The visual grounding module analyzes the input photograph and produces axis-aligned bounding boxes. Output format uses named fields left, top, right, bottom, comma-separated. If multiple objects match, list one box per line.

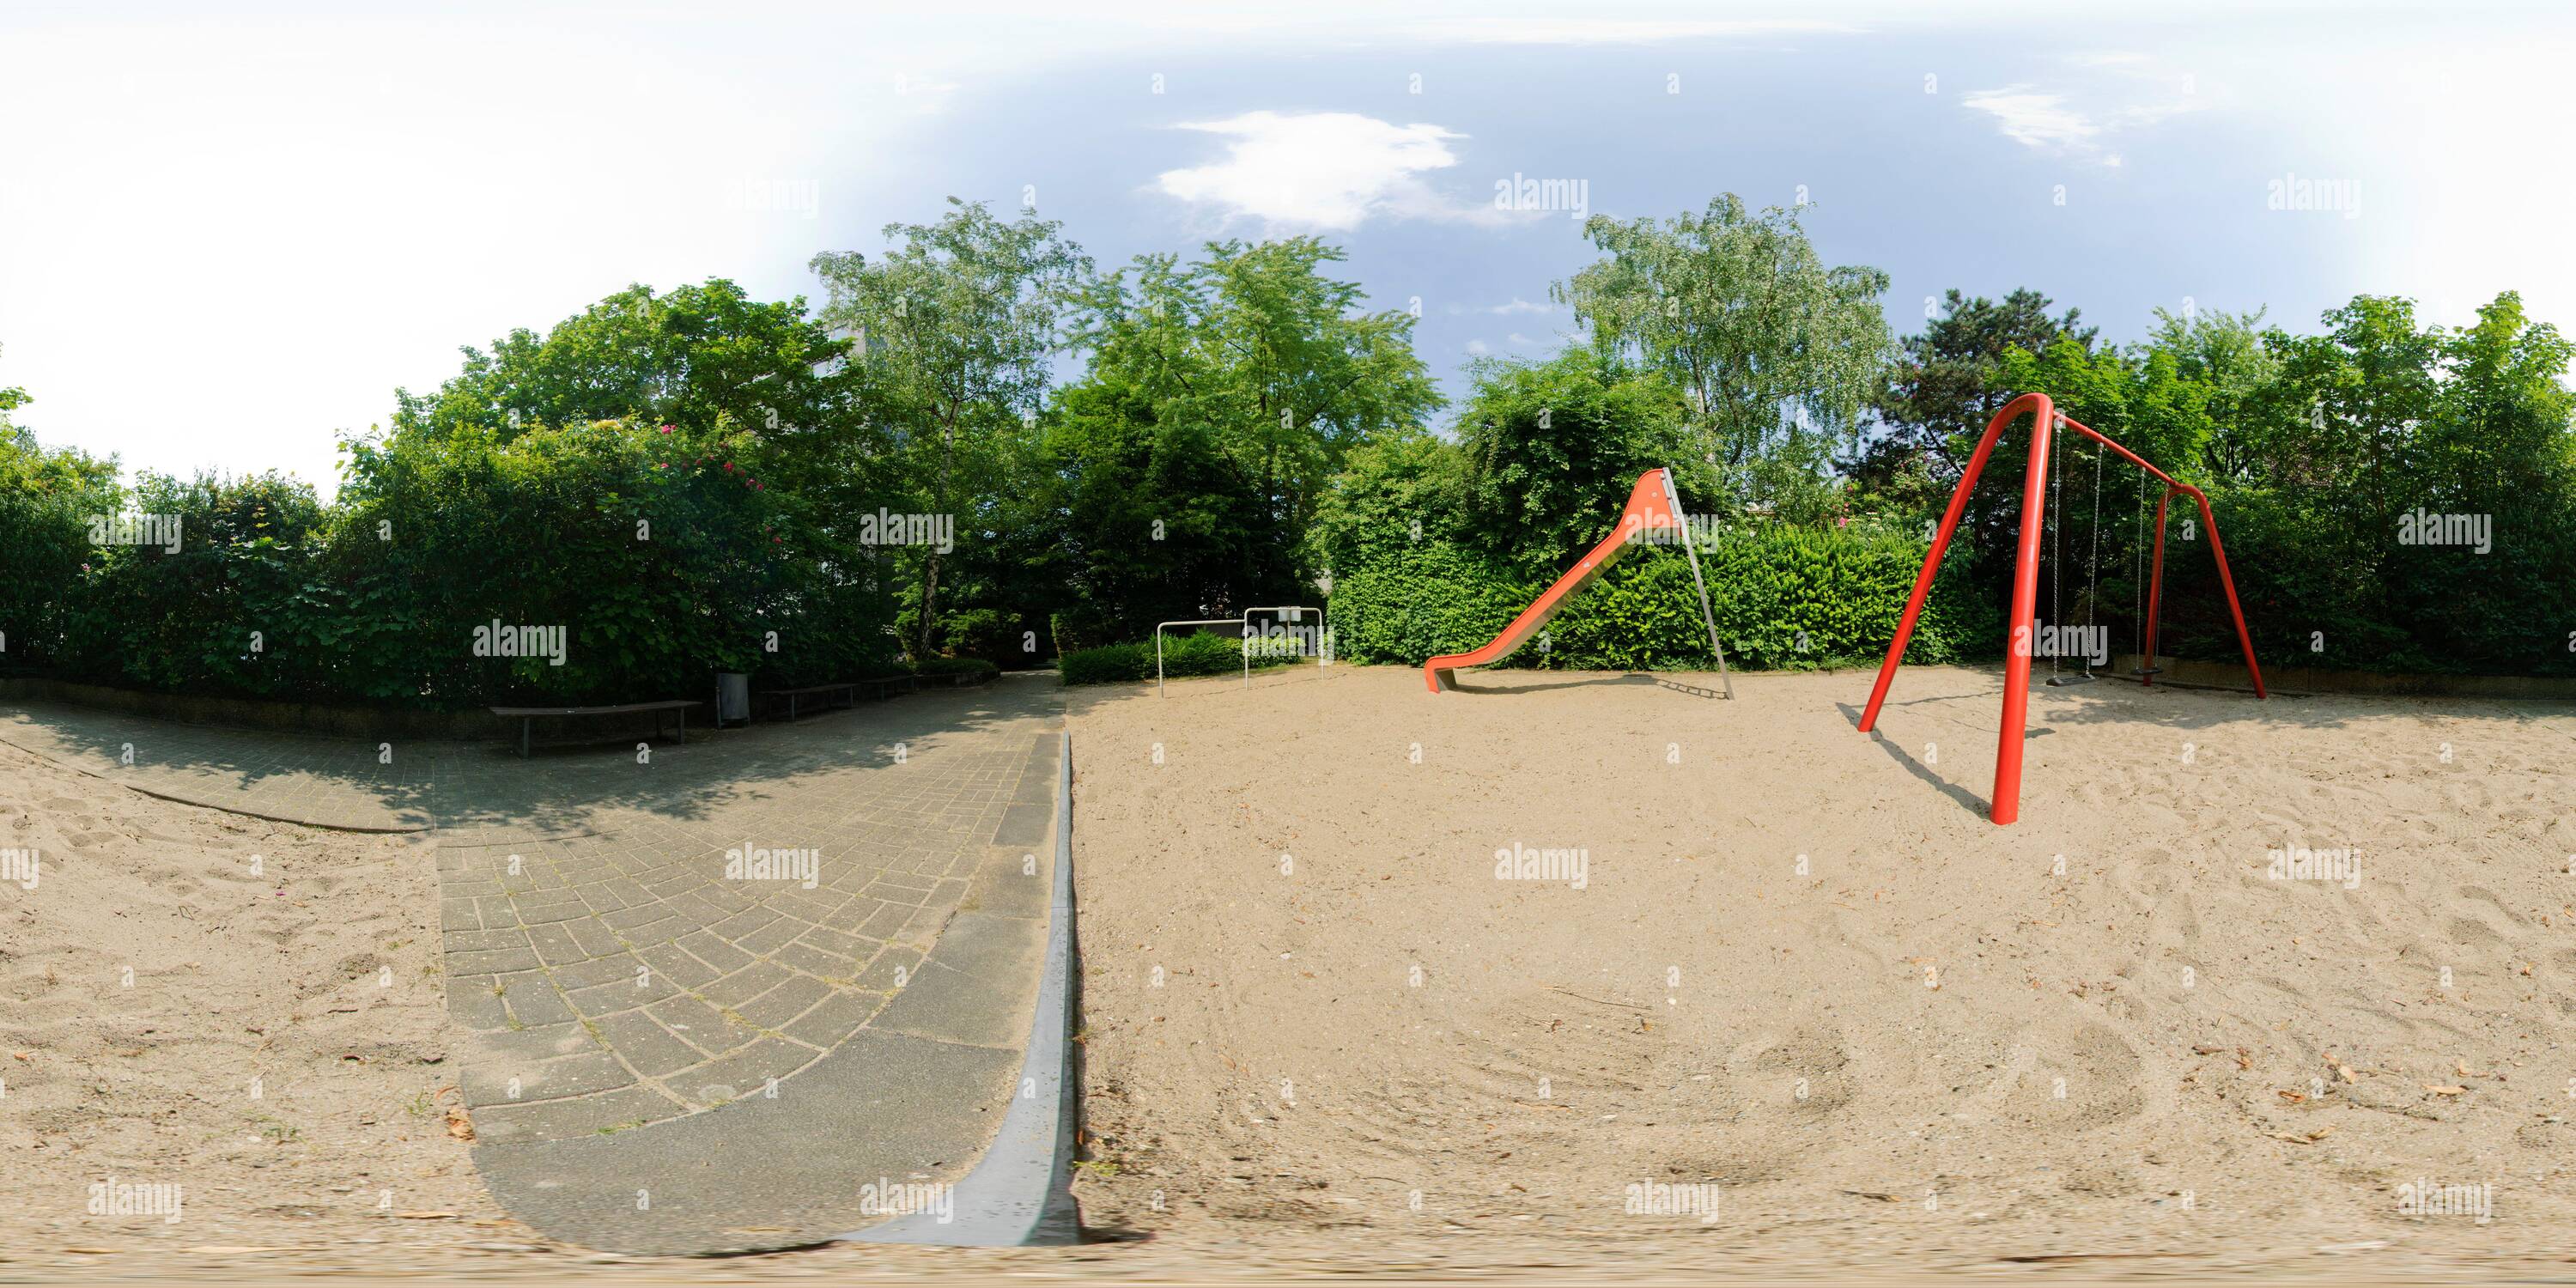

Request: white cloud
left=1960, top=88, right=2103, bottom=153
left=1400, top=18, right=1855, bottom=46
left=1486, top=297, right=1558, bottom=315
left=1155, top=111, right=1524, bottom=230
left=1963, top=53, right=2203, bottom=168
left=1464, top=338, right=1492, bottom=355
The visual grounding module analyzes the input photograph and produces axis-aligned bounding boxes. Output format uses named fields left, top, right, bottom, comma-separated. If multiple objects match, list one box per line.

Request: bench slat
left=489, top=701, right=696, bottom=717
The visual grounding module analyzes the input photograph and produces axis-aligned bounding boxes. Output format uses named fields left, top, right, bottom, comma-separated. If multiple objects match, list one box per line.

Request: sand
left=1061, top=662, right=2576, bottom=1277
left=0, top=738, right=488, bottom=1260
left=5, top=663, right=2576, bottom=1282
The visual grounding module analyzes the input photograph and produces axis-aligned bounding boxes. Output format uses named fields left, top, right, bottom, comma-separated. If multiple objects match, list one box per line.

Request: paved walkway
left=0, top=675, right=1065, bottom=1254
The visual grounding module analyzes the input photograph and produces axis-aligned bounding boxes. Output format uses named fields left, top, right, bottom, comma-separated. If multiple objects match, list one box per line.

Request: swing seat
left=2128, top=665, right=2161, bottom=676
left=2044, top=673, right=2097, bottom=687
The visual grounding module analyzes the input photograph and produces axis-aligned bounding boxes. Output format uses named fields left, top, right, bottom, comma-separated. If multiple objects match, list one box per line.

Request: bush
left=26, top=416, right=902, bottom=708
left=1330, top=525, right=1992, bottom=672
left=911, top=655, right=999, bottom=683
left=1327, top=542, right=1536, bottom=668
left=1059, top=629, right=1302, bottom=686
left=0, top=429, right=122, bottom=673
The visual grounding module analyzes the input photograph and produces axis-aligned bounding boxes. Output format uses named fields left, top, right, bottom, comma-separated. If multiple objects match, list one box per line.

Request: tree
left=1864, top=288, right=2095, bottom=492
left=1042, top=237, right=1440, bottom=640
left=0, top=367, right=124, bottom=671
left=1556, top=194, right=1892, bottom=520
left=1452, top=349, right=1695, bottom=575
left=811, top=199, right=1091, bottom=659
left=1309, top=426, right=1468, bottom=586
left=392, top=279, right=861, bottom=447
left=1068, top=239, right=1440, bottom=538
left=2142, top=306, right=2277, bottom=482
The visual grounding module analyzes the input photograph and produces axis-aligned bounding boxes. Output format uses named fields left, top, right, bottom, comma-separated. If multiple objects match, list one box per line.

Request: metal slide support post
left=1658, top=468, right=1733, bottom=700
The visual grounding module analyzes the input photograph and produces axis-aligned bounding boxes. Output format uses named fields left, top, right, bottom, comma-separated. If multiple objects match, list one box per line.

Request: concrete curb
left=843, top=729, right=1082, bottom=1247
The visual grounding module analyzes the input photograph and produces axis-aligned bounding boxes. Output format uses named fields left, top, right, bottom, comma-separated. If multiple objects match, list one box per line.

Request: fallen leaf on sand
left=2339, top=1066, right=2358, bottom=1083
left=1843, top=1190, right=1906, bottom=1203
left=2426, top=1084, right=2467, bottom=1096
left=446, top=1107, right=476, bottom=1141
left=2277, top=1090, right=2307, bottom=1103
left=394, top=1211, right=458, bottom=1220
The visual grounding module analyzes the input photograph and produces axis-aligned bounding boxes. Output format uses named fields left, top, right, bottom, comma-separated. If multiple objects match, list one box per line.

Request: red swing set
left=1856, top=392, right=2267, bottom=825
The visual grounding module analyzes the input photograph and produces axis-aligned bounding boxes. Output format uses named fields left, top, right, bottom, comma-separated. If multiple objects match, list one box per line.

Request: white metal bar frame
left=1156, top=617, right=1247, bottom=696
left=1155, top=605, right=1328, bottom=696
left=1242, top=605, right=1327, bottom=673
left=1658, top=468, right=1735, bottom=700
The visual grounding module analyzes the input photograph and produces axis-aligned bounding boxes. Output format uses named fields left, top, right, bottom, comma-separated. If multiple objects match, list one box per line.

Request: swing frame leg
left=1857, top=393, right=2265, bottom=825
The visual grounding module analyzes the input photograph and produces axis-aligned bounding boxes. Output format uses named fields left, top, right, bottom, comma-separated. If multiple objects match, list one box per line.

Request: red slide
left=1424, top=468, right=1692, bottom=692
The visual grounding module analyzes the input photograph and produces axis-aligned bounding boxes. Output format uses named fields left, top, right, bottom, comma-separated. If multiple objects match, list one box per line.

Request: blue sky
left=3, top=1, right=2570, bottom=498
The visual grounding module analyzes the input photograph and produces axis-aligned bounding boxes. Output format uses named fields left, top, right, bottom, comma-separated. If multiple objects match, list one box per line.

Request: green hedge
left=17, top=417, right=904, bottom=708
left=911, top=656, right=999, bottom=683
left=1331, top=526, right=1993, bottom=671
left=2148, top=484, right=2576, bottom=677
left=1060, top=629, right=1303, bottom=686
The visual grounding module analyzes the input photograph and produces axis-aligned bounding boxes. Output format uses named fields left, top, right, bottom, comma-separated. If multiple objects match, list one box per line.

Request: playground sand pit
left=0, top=739, right=493, bottom=1260
left=1065, top=662, right=2576, bottom=1273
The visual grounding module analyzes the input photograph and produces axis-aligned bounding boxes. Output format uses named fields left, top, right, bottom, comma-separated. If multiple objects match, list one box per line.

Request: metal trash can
left=715, top=672, right=750, bottom=726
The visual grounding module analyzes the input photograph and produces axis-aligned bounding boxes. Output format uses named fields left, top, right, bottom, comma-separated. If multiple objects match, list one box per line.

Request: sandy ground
left=7, top=663, right=2576, bottom=1284
left=0, top=738, right=489, bottom=1260
left=1060, top=662, right=2576, bottom=1280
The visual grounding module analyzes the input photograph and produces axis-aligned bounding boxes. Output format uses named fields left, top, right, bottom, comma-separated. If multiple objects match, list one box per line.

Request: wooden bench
left=756, top=681, right=862, bottom=722
left=490, top=700, right=696, bottom=756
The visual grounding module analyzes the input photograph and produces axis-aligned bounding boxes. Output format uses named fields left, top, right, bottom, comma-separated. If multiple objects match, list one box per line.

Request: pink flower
left=723, top=461, right=734, bottom=472
left=659, top=424, right=674, bottom=433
